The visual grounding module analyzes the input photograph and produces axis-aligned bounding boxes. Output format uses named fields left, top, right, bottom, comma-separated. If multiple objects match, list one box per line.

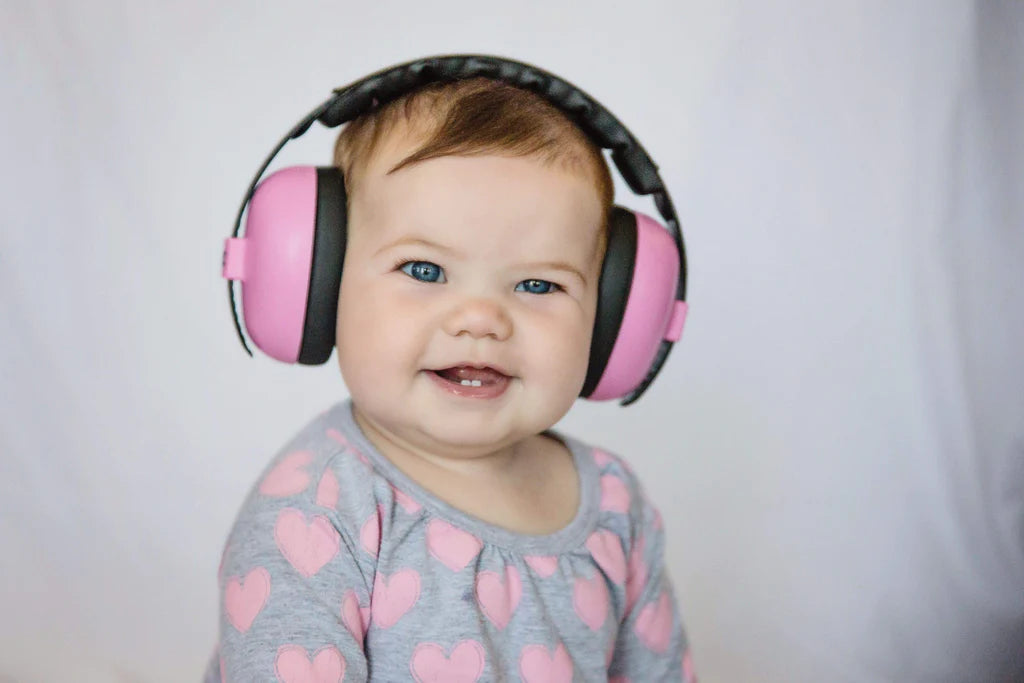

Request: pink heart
left=274, top=645, right=346, bottom=683
left=260, top=451, right=313, bottom=497
left=475, top=565, right=522, bottom=630
left=573, top=572, right=609, bottom=631
left=586, top=530, right=627, bottom=584
left=625, top=536, right=648, bottom=612
left=360, top=506, right=382, bottom=557
left=600, top=475, right=631, bottom=514
left=410, top=640, right=485, bottom=682
left=391, top=484, right=422, bottom=514
left=524, top=555, right=559, bottom=578
left=592, top=448, right=614, bottom=468
left=340, top=590, right=370, bottom=645
left=326, top=429, right=371, bottom=466
left=426, top=519, right=482, bottom=572
left=224, top=567, right=270, bottom=632
left=519, top=643, right=573, bottom=683
left=371, top=569, right=421, bottom=628
left=326, top=428, right=350, bottom=448
left=274, top=508, right=340, bottom=578
left=316, top=468, right=339, bottom=509
left=635, top=592, right=674, bottom=653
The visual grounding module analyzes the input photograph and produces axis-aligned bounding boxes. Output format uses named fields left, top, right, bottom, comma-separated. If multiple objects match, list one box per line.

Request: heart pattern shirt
left=206, top=400, right=695, bottom=682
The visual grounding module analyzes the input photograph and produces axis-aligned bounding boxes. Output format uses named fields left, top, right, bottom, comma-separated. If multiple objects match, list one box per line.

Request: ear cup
left=298, top=167, right=347, bottom=364
left=223, top=166, right=347, bottom=364
left=582, top=208, right=683, bottom=400
left=582, top=207, right=637, bottom=397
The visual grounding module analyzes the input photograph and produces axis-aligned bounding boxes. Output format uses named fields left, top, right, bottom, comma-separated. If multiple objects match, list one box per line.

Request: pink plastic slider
left=222, top=238, right=247, bottom=281
left=664, top=300, right=688, bottom=342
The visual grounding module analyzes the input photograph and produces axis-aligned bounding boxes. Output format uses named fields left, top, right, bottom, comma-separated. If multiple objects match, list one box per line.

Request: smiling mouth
left=426, top=364, right=513, bottom=398
left=430, top=365, right=511, bottom=386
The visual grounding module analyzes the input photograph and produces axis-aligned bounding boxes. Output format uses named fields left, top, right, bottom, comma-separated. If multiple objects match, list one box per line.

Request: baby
left=209, top=73, right=695, bottom=682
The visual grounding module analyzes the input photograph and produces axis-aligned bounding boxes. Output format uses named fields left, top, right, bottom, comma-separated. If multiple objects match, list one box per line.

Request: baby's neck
left=353, top=409, right=580, bottom=535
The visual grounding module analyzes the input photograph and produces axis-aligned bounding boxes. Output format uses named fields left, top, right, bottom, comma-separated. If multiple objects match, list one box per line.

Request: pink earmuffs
left=223, top=55, right=688, bottom=405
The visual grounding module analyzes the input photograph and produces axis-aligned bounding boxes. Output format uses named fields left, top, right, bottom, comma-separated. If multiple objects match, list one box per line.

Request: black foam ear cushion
left=581, top=206, right=638, bottom=397
left=298, top=167, right=348, bottom=365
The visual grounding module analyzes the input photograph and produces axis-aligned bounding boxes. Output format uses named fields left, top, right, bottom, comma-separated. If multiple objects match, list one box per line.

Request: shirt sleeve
left=609, top=496, right=697, bottom=683
left=215, top=450, right=375, bottom=682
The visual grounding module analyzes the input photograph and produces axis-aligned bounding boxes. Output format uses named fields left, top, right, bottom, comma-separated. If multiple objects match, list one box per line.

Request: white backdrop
left=2, top=1, right=1021, bottom=681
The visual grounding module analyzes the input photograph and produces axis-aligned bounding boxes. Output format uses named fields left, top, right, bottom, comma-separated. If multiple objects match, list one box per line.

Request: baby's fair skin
left=334, top=125, right=606, bottom=535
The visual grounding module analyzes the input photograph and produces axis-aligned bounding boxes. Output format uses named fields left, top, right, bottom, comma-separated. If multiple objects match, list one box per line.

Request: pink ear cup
left=588, top=212, right=685, bottom=400
left=222, top=166, right=319, bottom=363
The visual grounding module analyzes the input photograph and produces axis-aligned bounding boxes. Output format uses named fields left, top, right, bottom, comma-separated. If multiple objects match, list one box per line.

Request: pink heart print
left=519, top=643, right=573, bottom=683
left=316, top=468, right=339, bottom=509
left=371, top=568, right=421, bottom=628
left=475, top=565, right=522, bottom=630
left=586, top=530, right=627, bottom=584
left=260, top=450, right=313, bottom=497
left=326, top=428, right=371, bottom=466
left=360, top=506, right=382, bottom=557
left=524, top=555, right=559, bottom=578
left=325, top=428, right=350, bottom=448
left=274, top=645, right=346, bottom=683
left=391, top=483, right=422, bottom=514
left=625, top=535, right=648, bottom=612
left=600, top=474, right=631, bottom=513
left=224, top=567, right=270, bottom=633
left=635, top=591, right=674, bottom=653
left=410, top=640, right=486, bottom=682
left=573, top=572, right=610, bottom=631
left=274, top=508, right=340, bottom=578
left=426, top=519, right=482, bottom=572
left=341, top=590, right=371, bottom=645
left=592, top=448, right=614, bottom=468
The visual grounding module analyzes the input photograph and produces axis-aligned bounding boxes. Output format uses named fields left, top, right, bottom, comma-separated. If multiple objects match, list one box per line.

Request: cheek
left=524, top=311, right=594, bottom=387
left=336, top=285, right=409, bottom=372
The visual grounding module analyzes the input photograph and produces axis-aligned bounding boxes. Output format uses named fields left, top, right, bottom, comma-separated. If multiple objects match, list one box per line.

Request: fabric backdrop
left=2, top=1, right=1021, bottom=681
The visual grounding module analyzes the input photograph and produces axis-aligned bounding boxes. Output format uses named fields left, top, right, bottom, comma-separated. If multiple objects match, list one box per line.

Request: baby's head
left=332, top=77, right=613, bottom=457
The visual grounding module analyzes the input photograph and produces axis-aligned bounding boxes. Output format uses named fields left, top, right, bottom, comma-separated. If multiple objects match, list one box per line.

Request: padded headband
left=227, top=54, right=688, bottom=404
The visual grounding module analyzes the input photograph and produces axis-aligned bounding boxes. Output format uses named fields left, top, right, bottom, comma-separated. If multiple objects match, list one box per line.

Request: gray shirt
left=206, top=399, right=693, bottom=682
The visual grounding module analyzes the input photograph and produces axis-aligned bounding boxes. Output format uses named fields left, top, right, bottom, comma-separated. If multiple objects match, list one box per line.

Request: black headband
left=228, top=54, right=687, bottom=403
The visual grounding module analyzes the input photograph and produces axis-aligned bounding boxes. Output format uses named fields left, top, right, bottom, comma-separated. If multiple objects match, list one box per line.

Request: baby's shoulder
left=231, top=403, right=387, bottom=535
left=562, top=433, right=663, bottom=535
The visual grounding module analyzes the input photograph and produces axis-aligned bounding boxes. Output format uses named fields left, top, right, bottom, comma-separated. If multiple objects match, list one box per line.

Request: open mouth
left=426, top=364, right=513, bottom=398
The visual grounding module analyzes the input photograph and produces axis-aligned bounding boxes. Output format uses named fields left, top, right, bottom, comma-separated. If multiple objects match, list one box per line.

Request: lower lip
left=425, top=370, right=511, bottom=399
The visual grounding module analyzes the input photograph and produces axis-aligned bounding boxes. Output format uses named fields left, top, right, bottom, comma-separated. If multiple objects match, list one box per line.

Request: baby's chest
left=362, top=559, right=625, bottom=681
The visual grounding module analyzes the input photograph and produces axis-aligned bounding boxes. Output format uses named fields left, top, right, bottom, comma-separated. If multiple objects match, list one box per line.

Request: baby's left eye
left=515, top=279, right=561, bottom=295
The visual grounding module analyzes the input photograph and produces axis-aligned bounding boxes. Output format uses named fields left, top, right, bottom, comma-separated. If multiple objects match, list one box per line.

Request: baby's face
left=335, top=139, right=604, bottom=458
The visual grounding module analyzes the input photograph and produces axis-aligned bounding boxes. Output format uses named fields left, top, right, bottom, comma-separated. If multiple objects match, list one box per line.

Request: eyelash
left=393, top=259, right=564, bottom=294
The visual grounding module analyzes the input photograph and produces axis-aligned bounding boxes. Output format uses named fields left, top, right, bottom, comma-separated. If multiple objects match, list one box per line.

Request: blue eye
left=400, top=261, right=446, bottom=283
left=515, top=279, right=561, bottom=295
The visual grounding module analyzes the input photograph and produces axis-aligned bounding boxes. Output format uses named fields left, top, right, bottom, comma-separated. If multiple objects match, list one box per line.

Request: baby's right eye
left=399, top=260, right=446, bottom=284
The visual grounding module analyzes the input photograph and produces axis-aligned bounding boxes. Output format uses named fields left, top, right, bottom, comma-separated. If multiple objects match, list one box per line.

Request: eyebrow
left=520, top=260, right=588, bottom=286
left=374, top=237, right=588, bottom=285
left=374, top=236, right=463, bottom=258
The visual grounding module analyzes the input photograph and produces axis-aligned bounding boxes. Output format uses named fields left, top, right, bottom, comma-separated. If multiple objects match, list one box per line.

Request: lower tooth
left=459, top=379, right=482, bottom=387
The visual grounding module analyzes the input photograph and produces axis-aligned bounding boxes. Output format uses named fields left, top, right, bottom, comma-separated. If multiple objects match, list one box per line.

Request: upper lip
left=429, top=361, right=514, bottom=378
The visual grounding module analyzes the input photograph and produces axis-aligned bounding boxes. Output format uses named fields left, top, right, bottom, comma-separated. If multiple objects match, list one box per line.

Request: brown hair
left=333, top=77, right=614, bottom=246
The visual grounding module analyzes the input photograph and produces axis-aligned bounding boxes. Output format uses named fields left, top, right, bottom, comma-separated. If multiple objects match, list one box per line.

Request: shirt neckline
left=332, top=399, right=600, bottom=556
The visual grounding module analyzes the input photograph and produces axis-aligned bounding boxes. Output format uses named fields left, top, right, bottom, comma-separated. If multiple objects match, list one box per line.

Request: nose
left=441, top=297, right=513, bottom=341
